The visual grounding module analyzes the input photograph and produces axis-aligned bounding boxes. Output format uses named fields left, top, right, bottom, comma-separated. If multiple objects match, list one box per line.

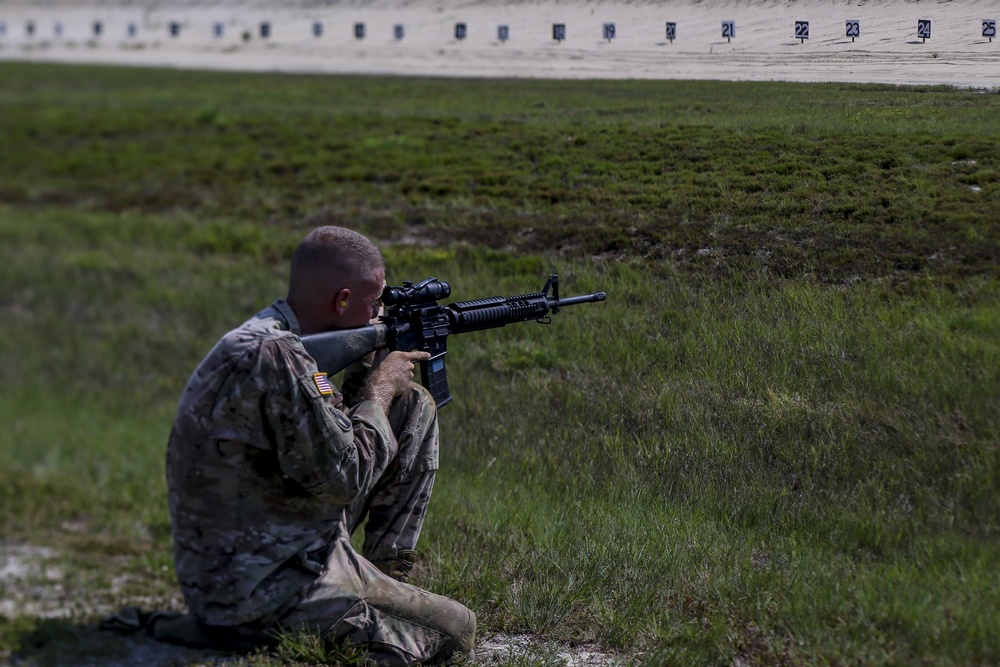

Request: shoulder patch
left=328, top=406, right=353, bottom=432
left=312, top=372, right=334, bottom=396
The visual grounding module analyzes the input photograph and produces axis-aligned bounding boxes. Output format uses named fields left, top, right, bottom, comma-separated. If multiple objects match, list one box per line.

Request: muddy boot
left=372, top=549, right=418, bottom=582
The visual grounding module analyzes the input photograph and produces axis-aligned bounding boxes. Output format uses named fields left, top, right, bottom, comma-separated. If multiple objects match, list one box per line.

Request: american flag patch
left=312, top=372, right=334, bottom=396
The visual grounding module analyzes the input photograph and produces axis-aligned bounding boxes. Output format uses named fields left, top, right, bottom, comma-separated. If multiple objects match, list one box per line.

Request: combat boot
left=372, top=549, right=417, bottom=582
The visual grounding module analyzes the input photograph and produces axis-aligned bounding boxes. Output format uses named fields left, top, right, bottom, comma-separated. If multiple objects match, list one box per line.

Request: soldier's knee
left=432, top=604, right=475, bottom=665
left=392, top=383, right=437, bottom=423
left=391, top=384, right=438, bottom=449
left=454, top=606, right=476, bottom=655
left=412, top=382, right=437, bottom=418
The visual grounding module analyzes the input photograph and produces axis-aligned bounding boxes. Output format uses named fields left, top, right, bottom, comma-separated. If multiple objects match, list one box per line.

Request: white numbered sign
left=127, top=22, right=137, bottom=38
left=26, top=21, right=35, bottom=36
left=169, top=22, right=180, bottom=37
left=603, top=23, right=615, bottom=41
left=794, top=20, right=809, bottom=41
left=722, top=20, right=735, bottom=41
left=455, top=22, right=467, bottom=40
left=93, top=21, right=102, bottom=37
left=394, top=24, right=404, bottom=40
left=497, top=24, right=509, bottom=43
left=213, top=22, right=224, bottom=38
left=846, top=19, right=860, bottom=41
left=312, top=22, right=323, bottom=38
left=666, top=22, right=677, bottom=42
left=54, top=22, right=63, bottom=37
left=917, top=19, right=931, bottom=41
left=553, top=23, right=566, bottom=42
left=260, top=22, right=270, bottom=39
left=0, top=22, right=6, bottom=37
left=984, top=19, right=997, bottom=42
left=354, top=22, right=365, bottom=39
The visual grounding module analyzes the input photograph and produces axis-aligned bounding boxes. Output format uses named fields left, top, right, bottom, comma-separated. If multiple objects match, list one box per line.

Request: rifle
left=301, top=274, right=606, bottom=407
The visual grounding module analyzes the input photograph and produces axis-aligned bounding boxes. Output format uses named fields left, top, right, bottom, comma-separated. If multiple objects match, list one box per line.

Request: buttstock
left=301, top=324, right=388, bottom=376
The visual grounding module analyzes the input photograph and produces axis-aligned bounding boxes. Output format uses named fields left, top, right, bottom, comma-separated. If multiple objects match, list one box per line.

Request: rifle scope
left=382, top=278, right=451, bottom=306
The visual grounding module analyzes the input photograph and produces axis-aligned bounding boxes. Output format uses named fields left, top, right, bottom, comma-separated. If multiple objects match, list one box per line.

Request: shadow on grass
left=6, top=617, right=231, bottom=667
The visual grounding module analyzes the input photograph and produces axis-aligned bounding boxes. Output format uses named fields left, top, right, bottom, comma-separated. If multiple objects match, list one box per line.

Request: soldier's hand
left=365, top=350, right=430, bottom=413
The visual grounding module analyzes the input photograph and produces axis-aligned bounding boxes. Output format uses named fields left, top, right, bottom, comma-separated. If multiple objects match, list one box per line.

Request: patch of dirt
left=1, top=543, right=226, bottom=667
left=475, top=633, right=630, bottom=666
left=0, top=544, right=67, bottom=620
left=3, top=544, right=628, bottom=666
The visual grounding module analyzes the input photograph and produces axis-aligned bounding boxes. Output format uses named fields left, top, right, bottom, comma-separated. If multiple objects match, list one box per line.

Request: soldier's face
left=341, top=266, right=385, bottom=328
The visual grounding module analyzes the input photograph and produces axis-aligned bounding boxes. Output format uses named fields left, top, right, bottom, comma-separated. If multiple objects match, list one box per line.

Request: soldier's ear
left=333, top=288, right=351, bottom=315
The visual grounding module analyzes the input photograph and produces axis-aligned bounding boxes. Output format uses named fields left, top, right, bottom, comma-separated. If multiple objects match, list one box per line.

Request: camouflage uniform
left=166, top=299, right=475, bottom=665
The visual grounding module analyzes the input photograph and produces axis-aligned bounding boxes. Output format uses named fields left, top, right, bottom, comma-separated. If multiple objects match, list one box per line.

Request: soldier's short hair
left=290, top=226, right=384, bottom=294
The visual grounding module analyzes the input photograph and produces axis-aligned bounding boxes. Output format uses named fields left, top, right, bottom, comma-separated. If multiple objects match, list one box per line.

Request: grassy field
left=0, top=63, right=998, bottom=666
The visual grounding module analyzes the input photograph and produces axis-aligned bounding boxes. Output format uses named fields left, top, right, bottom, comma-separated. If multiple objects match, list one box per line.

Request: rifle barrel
left=556, top=292, right=607, bottom=307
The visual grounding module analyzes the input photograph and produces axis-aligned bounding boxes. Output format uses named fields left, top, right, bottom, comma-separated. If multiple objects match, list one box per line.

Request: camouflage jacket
left=166, top=299, right=395, bottom=626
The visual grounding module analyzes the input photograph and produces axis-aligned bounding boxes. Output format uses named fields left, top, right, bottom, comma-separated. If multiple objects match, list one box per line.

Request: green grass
left=0, top=63, right=998, bottom=666
left=1, top=64, right=997, bottom=284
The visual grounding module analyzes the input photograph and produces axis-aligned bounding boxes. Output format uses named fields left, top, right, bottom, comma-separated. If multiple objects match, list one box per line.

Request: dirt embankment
left=1, top=0, right=997, bottom=86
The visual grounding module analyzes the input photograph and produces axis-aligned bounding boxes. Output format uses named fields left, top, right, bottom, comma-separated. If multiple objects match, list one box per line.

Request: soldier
left=164, top=226, right=475, bottom=665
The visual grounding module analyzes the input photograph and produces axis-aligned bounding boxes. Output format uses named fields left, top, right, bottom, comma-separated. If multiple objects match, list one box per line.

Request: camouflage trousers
left=270, top=384, right=475, bottom=666
left=348, top=382, right=439, bottom=563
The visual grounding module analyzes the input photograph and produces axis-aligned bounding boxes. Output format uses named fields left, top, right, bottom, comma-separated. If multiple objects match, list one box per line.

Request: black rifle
left=302, top=274, right=606, bottom=407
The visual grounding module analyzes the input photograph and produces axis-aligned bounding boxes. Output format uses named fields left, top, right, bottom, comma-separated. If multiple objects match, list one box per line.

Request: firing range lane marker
left=917, top=18, right=931, bottom=42
left=722, top=20, right=735, bottom=42
left=983, top=18, right=996, bottom=42
left=666, top=21, right=677, bottom=43
left=846, top=19, right=860, bottom=42
left=794, top=20, right=809, bottom=43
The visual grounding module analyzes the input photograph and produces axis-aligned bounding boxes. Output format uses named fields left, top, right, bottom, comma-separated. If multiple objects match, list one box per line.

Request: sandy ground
left=0, top=0, right=997, bottom=86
